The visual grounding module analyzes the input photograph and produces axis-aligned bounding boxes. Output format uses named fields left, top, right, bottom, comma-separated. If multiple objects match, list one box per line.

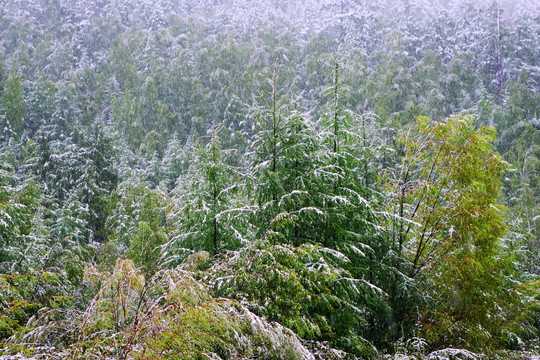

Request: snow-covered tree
left=164, top=124, right=247, bottom=264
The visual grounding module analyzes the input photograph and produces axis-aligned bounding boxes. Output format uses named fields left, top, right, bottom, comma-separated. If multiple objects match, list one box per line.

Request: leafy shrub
left=210, top=239, right=383, bottom=358
left=14, top=257, right=316, bottom=359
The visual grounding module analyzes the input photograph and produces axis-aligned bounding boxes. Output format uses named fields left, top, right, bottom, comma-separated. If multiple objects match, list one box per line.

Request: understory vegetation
left=0, top=0, right=539, bottom=358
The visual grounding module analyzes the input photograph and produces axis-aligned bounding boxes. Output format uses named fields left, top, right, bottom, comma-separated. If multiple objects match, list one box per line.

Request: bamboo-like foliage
left=391, top=115, right=523, bottom=349
left=57, top=256, right=314, bottom=360
left=395, top=115, right=507, bottom=276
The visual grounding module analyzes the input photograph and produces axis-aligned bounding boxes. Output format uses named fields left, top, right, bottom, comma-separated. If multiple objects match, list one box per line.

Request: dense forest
left=0, top=0, right=539, bottom=358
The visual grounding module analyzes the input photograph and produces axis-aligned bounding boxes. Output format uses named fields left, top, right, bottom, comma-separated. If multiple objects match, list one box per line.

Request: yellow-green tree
left=394, top=115, right=519, bottom=350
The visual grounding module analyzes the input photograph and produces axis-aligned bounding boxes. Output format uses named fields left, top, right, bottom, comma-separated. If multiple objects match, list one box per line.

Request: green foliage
left=164, top=124, right=248, bottom=265
left=0, top=271, right=69, bottom=341
left=393, top=115, right=507, bottom=275
left=0, top=0, right=539, bottom=357
left=0, top=155, right=48, bottom=273
left=211, top=239, right=382, bottom=358
left=105, top=182, right=172, bottom=275
left=0, top=71, right=24, bottom=139
left=391, top=115, right=521, bottom=350
left=46, top=257, right=315, bottom=360
left=499, top=112, right=540, bottom=277
left=0, top=154, right=85, bottom=345
left=317, top=62, right=382, bottom=248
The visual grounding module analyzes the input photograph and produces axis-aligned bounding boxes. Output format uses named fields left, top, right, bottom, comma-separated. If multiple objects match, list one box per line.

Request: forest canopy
left=0, top=0, right=539, bottom=359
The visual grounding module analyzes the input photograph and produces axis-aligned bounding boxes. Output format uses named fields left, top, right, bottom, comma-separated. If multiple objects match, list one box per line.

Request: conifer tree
left=164, top=123, right=244, bottom=265
left=247, top=67, right=285, bottom=235
left=1, top=71, right=24, bottom=140
left=316, top=62, right=381, bottom=249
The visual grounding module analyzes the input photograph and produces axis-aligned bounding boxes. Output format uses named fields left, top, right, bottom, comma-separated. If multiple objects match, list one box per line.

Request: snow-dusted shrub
left=378, top=355, right=418, bottom=360
left=210, top=239, right=382, bottom=358
left=15, top=257, right=316, bottom=359
left=426, top=348, right=484, bottom=360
